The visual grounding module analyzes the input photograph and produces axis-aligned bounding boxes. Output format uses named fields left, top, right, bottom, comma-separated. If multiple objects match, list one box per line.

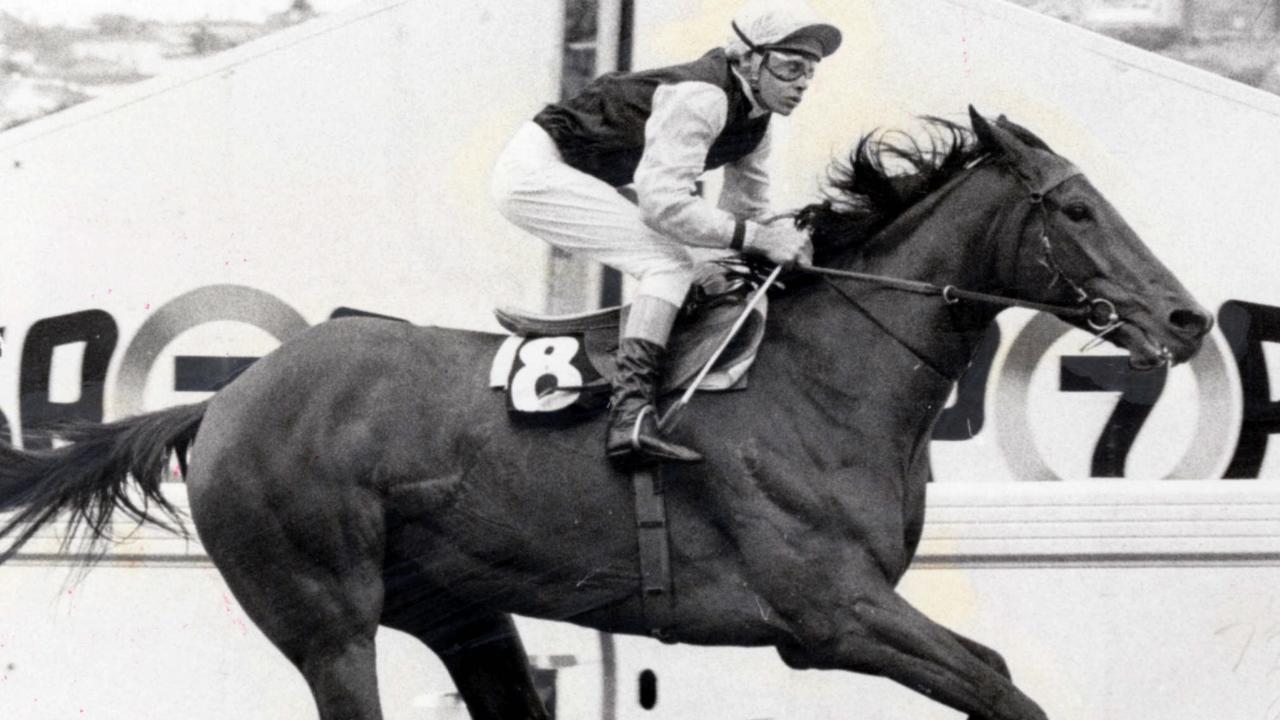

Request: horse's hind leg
left=389, top=609, right=551, bottom=719
left=205, top=523, right=386, bottom=719
left=189, top=459, right=388, bottom=719
left=294, top=637, right=382, bottom=720
left=204, top=524, right=387, bottom=719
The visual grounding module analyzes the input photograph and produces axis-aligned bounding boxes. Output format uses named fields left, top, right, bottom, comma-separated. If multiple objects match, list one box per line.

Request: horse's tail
left=0, top=401, right=208, bottom=564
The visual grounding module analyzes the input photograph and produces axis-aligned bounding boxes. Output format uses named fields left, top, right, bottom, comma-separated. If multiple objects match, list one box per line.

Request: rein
left=800, top=161, right=1124, bottom=376
left=800, top=263, right=1112, bottom=322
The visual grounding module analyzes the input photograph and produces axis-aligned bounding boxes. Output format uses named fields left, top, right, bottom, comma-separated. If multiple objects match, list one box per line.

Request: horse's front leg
left=772, top=571, right=1045, bottom=720
left=948, top=628, right=1012, bottom=680
left=944, top=628, right=1018, bottom=720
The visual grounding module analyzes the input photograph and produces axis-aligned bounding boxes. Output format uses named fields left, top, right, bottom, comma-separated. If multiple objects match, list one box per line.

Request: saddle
left=489, top=274, right=768, bottom=421
left=488, top=265, right=771, bottom=640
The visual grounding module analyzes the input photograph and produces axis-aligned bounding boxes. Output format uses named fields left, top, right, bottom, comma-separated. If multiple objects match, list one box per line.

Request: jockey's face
left=752, top=50, right=818, bottom=116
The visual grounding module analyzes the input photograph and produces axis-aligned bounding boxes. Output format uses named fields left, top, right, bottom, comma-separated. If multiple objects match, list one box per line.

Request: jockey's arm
left=634, top=83, right=808, bottom=266
left=719, top=126, right=772, bottom=221
left=634, top=82, right=743, bottom=248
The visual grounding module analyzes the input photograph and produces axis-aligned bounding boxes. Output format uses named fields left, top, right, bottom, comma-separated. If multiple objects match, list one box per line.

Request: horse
left=0, top=107, right=1212, bottom=720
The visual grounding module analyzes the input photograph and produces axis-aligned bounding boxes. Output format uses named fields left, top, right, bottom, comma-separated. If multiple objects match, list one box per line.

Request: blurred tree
left=189, top=24, right=233, bottom=56
left=93, top=13, right=150, bottom=37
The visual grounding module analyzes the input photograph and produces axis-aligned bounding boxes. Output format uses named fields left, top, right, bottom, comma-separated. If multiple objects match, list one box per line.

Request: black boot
left=606, top=338, right=703, bottom=465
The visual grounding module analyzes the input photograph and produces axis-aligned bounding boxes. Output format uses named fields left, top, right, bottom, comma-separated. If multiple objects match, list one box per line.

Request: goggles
left=762, top=52, right=818, bottom=82
left=731, top=21, right=820, bottom=83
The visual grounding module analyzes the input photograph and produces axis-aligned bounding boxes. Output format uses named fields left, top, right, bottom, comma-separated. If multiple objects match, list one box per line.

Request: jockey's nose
left=1169, top=305, right=1213, bottom=339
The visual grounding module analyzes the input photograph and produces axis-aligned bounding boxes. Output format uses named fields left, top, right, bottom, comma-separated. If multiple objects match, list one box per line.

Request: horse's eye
left=1062, top=203, right=1093, bottom=223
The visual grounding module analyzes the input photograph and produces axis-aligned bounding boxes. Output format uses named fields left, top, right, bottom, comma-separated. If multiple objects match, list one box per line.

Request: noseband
left=803, top=160, right=1124, bottom=377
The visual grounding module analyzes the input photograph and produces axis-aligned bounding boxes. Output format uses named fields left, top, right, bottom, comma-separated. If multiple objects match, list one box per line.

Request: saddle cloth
left=489, top=291, right=767, bottom=420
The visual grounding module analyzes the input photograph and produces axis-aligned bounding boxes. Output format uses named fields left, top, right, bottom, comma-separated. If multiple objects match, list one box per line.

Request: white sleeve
left=719, top=124, right=772, bottom=220
left=633, top=82, right=739, bottom=248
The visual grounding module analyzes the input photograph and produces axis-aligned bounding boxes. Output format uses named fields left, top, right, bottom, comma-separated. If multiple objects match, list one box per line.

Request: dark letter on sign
left=174, top=356, right=259, bottom=392
left=20, top=310, right=119, bottom=449
left=1220, top=301, right=1280, bottom=479
left=1060, top=356, right=1167, bottom=478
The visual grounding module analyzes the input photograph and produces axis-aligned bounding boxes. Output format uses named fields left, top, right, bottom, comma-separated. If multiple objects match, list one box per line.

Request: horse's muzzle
left=1168, top=305, right=1214, bottom=342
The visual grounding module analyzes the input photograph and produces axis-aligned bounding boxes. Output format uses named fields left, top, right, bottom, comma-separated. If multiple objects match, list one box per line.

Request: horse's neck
left=857, top=167, right=1012, bottom=300
left=768, top=170, right=1013, bottom=439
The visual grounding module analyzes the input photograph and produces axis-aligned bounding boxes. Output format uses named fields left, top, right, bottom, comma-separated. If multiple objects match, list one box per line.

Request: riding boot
left=606, top=337, right=703, bottom=465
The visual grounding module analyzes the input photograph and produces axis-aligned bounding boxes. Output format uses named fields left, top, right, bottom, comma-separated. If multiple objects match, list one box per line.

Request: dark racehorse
left=0, top=108, right=1211, bottom=720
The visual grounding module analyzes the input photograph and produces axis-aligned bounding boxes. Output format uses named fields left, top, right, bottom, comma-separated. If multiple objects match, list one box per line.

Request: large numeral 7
left=1060, top=357, right=1168, bottom=477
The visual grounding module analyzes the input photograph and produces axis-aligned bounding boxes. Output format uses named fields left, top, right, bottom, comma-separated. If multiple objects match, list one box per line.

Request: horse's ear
left=969, top=106, right=1002, bottom=153
left=995, top=114, right=1056, bottom=154
left=969, top=105, right=1031, bottom=162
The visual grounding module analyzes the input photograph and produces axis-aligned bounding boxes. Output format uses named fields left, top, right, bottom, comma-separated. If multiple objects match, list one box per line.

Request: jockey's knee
left=491, top=123, right=559, bottom=224
left=636, top=264, right=697, bottom=308
left=489, top=163, right=521, bottom=222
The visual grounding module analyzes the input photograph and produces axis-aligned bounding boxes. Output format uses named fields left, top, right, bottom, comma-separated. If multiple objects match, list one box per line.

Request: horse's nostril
left=1170, top=307, right=1214, bottom=337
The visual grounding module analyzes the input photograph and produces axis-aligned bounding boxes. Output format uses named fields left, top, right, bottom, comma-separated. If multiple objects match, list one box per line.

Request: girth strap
left=631, top=466, right=677, bottom=641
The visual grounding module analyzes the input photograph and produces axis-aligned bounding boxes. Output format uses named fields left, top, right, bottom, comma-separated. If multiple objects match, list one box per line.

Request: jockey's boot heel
left=606, top=337, right=703, bottom=466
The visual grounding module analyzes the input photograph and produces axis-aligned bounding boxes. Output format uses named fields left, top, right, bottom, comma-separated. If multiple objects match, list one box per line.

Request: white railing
left=7, top=481, right=1280, bottom=568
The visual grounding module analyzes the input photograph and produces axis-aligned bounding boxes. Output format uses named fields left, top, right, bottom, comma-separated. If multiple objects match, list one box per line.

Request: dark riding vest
left=533, top=49, right=772, bottom=188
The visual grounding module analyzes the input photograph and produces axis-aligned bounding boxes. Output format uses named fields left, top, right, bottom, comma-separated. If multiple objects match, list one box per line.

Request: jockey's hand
left=744, top=217, right=813, bottom=269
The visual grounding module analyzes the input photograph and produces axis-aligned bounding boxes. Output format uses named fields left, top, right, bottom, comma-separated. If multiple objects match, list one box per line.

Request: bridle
left=800, top=160, right=1125, bottom=378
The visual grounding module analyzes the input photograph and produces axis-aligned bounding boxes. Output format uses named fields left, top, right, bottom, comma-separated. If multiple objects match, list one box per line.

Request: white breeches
left=490, top=122, right=699, bottom=308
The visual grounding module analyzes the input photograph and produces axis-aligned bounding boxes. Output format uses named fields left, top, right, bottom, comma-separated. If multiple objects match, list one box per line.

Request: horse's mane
left=795, top=117, right=996, bottom=263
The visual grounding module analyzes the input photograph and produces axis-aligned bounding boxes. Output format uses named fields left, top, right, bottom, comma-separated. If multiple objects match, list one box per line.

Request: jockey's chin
left=771, top=97, right=802, bottom=115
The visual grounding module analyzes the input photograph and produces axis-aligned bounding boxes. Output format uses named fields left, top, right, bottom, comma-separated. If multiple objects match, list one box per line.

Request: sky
left=0, top=0, right=367, bottom=25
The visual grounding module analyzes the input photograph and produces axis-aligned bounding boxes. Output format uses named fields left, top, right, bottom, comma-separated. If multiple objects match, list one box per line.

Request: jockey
left=491, top=1, right=842, bottom=466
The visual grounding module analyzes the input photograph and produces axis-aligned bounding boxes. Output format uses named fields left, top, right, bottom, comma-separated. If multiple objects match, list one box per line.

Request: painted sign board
left=3, top=0, right=1280, bottom=718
